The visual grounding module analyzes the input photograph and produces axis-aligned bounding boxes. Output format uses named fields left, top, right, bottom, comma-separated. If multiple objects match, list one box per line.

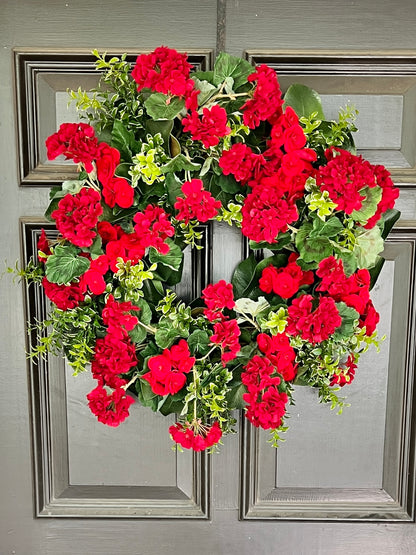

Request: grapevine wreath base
left=19, top=46, right=399, bottom=452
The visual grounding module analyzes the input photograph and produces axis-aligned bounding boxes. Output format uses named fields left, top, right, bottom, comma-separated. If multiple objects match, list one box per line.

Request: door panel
left=3, top=0, right=416, bottom=553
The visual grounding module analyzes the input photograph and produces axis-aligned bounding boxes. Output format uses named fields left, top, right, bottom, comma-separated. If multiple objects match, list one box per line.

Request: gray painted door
left=2, top=1, right=416, bottom=553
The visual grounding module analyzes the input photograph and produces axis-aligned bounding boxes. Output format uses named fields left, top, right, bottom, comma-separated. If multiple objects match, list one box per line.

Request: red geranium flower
left=169, top=421, right=222, bottom=451
left=87, top=385, right=134, bottom=427
left=182, top=104, right=231, bottom=148
left=201, top=280, right=235, bottom=321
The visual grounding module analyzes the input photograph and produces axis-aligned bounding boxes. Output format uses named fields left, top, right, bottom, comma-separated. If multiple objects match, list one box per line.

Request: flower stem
left=137, top=320, right=157, bottom=334
left=196, top=345, right=217, bottom=362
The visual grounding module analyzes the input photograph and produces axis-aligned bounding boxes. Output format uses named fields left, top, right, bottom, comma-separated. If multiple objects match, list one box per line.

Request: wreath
left=20, top=47, right=400, bottom=452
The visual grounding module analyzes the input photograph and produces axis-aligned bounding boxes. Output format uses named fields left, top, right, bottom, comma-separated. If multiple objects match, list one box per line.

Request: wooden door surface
left=2, top=1, right=416, bottom=553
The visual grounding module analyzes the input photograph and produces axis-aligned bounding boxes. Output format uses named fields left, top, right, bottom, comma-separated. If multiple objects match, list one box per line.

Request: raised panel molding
left=240, top=227, right=416, bottom=521
left=14, top=49, right=213, bottom=187
left=21, top=220, right=211, bottom=518
left=245, top=52, right=416, bottom=183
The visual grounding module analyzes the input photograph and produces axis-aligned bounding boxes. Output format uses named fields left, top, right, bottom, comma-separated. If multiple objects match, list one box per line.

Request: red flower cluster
left=331, top=354, right=357, bottom=387
left=131, top=46, right=196, bottom=104
left=210, top=319, right=241, bottom=365
left=257, top=332, right=297, bottom=382
left=81, top=254, right=109, bottom=295
left=259, top=253, right=314, bottom=299
left=87, top=385, right=134, bottom=427
left=174, top=178, right=221, bottom=224
left=316, top=256, right=379, bottom=335
left=169, top=421, right=222, bottom=451
left=286, top=294, right=342, bottom=344
left=365, top=164, right=399, bottom=229
left=182, top=105, right=231, bottom=148
left=92, top=333, right=137, bottom=388
left=241, top=65, right=284, bottom=129
left=101, top=226, right=145, bottom=272
left=238, top=108, right=316, bottom=243
left=45, top=122, right=100, bottom=173
left=95, top=143, right=134, bottom=208
left=316, top=148, right=377, bottom=214
left=42, top=276, right=86, bottom=311
left=101, top=294, right=139, bottom=339
left=219, top=143, right=265, bottom=185
left=142, top=339, right=195, bottom=396
left=242, top=355, right=289, bottom=430
left=201, top=279, right=235, bottom=321
left=51, top=187, right=103, bottom=248
left=133, top=204, right=174, bottom=255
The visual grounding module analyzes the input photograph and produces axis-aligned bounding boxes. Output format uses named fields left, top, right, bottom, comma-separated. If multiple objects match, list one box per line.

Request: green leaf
left=379, top=208, right=401, bottom=240
left=231, top=253, right=257, bottom=298
left=149, top=239, right=183, bottom=271
left=192, top=70, right=214, bottom=83
left=192, top=77, right=218, bottom=105
left=333, top=302, right=359, bottom=340
left=216, top=173, right=240, bottom=194
left=164, top=173, right=183, bottom=209
left=111, top=120, right=137, bottom=160
left=187, top=329, right=210, bottom=355
left=145, top=119, right=173, bottom=150
left=368, top=255, right=385, bottom=290
left=136, top=378, right=159, bottom=411
left=85, top=235, right=103, bottom=258
left=339, top=251, right=358, bottom=276
left=158, top=394, right=185, bottom=416
left=128, top=324, right=147, bottom=344
left=283, top=84, right=325, bottom=119
left=249, top=232, right=292, bottom=251
left=296, top=223, right=332, bottom=265
left=155, top=320, right=187, bottom=349
left=310, top=215, right=343, bottom=238
left=225, top=382, right=246, bottom=410
left=144, top=93, right=185, bottom=120
left=353, top=225, right=384, bottom=268
left=45, top=245, right=90, bottom=285
left=160, top=153, right=201, bottom=174
left=44, top=196, right=62, bottom=222
left=136, top=298, right=152, bottom=326
left=62, top=180, right=86, bottom=195
left=351, top=186, right=382, bottom=223
left=213, top=52, right=253, bottom=90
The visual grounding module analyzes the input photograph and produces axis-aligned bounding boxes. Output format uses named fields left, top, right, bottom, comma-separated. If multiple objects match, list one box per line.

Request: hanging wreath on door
left=20, top=46, right=400, bottom=452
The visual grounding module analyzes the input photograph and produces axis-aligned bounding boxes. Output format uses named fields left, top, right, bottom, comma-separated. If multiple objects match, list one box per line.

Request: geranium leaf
left=249, top=232, right=292, bottom=251
left=333, top=302, right=359, bottom=340
left=353, top=225, right=384, bottom=268
left=310, top=215, right=344, bottom=238
left=283, top=84, right=325, bottom=119
left=296, top=223, right=333, bottom=265
left=369, top=255, right=385, bottom=290
left=192, top=77, right=218, bottom=105
left=144, top=93, right=185, bottom=120
left=216, top=173, right=240, bottom=194
left=145, top=119, right=173, bottom=150
left=149, top=239, right=183, bottom=271
left=213, top=52, right=253, bottom=90
left=351, top=186, right=382, bottom=223
left=225, top=382, right=246, bottom=410
left=45, top=245, right=90, bottom=284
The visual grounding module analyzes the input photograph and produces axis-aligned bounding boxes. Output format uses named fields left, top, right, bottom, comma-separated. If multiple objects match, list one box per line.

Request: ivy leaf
left=149, top=239, right=183, bottom=271
left=45, top=245, right=90, bottom=285
left=351, top=186, right=382, bottom=223
left=333, top=302, right=359, bottom=340
left=144, top=93, right=185, bottom=120
left=213, top=52, right=253, bottom=90
left=160, top=153, right=201, bottom=174
left=283, top=84, right=325, bottom=119
left=187, top=329, right=211, bottom=356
